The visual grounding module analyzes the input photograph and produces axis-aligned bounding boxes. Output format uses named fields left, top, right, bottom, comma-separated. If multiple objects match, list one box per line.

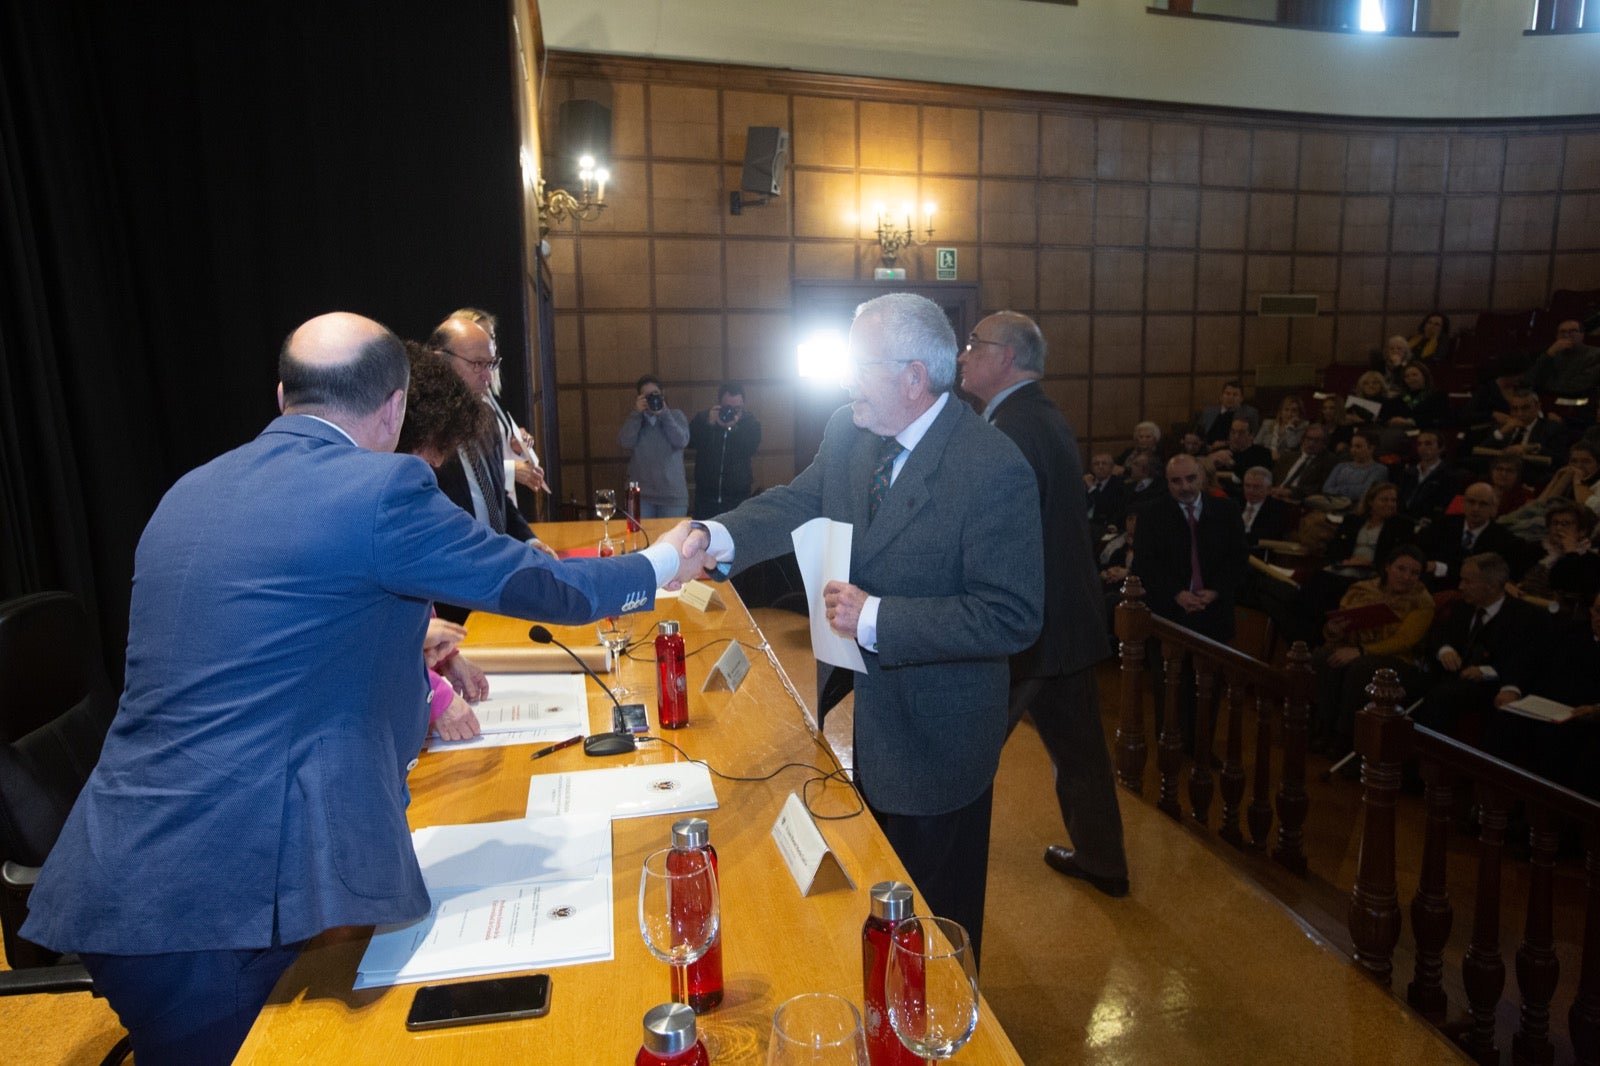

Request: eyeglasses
left=443, top=349, right=502, bottom=372
left=846, top=358, right=914, bottom=375
left=964, top=338, right=1004, bottom=352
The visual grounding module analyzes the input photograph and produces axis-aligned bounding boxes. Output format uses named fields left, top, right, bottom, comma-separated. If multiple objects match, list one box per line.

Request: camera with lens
left=646, top=393, right=664, bottom=413
left=717, top=405, right=738, bottom=424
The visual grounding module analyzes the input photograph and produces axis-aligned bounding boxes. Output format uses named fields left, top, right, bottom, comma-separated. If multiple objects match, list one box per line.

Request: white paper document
left=1503, top=695, right=1577, bottom=724
left=354, top=874, right=614, bottom=988
left=411, top=816, right=612, bottom=891
left=790, top=516, right=867, bottom=673
left=427, top=673, right=590, bottom=751
left=526, top=761, right=718, bottom=821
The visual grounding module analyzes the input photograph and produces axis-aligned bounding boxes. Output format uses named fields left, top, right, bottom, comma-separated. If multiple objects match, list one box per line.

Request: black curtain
left=1, top=0, right=526, bottom=683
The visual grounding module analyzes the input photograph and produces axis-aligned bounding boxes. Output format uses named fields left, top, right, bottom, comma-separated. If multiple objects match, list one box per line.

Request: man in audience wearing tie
left=1134, top=454, right=1248, bottom=643
left=958, top=311, right=1130, bottom=899
left=1084, top=451, right=1129, bottom=538
left=1418, top=481, right=1528, bottom=590
left=1478, top=389, right=1567, bottom=483
left=688, top=293, right=1043, bottom=964
left=1269, top=422, right=1337, bottom=503
left=1414, top=552, right=1545, bottom=736
left=1240, top=467, right=1290, bottom=547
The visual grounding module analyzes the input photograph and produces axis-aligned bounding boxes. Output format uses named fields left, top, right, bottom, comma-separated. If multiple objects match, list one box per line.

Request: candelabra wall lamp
left=538, top=99, right=612, bottom=240
left=874, top=202, right=935, bottom=267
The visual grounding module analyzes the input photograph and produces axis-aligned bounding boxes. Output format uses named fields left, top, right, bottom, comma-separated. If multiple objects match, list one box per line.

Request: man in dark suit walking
left=959, top=311, right=1129, bottom=898
left=691, top=294, right=1044, bottom=963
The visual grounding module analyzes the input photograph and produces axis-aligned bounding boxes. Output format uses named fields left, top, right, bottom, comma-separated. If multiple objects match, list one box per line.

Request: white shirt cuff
left=640, top=542, right=682, bottom=587
left=698, top=520, right=736, bottom=562
left=857, top=596, right=883, bottom=652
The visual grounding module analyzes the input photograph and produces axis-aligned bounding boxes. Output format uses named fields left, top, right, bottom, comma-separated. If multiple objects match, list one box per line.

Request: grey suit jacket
left=720, top=399, right=1043, bottom=816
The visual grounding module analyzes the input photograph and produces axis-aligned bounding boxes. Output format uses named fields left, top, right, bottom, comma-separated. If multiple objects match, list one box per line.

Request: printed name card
left=702, top=641, right=751, bottom=694
left=679, top=580, right=725, bottom=613
left=770, top=792, right=854, bottom=897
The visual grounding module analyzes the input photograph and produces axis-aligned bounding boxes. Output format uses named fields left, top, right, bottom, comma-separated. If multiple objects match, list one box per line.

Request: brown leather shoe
left=1043, top=846, right=1130, bottom=898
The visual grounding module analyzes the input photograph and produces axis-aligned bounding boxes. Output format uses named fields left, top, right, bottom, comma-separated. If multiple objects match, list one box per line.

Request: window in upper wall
left=1528, top=0, right=1597, bottom=32
left=1147, top=0, right=1457, bottom=34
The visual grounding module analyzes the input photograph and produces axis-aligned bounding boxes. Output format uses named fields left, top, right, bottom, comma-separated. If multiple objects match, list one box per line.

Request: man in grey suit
left=692, top=293, right=1043, bottom=964
left=959, top=311, right=1129, bottom=898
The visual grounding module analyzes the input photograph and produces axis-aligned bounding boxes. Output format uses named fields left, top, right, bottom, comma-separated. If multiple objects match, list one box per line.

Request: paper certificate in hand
left=427, top=673, right=590, bottom=751
left=790, top=516, right=867, bottom=673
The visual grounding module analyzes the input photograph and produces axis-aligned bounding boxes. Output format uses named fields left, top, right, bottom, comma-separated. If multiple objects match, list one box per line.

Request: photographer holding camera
left=619, top=374, right=690, bottom=518
left=688, top=381, right=763, bottom=519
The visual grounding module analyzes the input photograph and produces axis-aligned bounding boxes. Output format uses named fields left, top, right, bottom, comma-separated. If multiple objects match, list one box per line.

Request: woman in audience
left=1507, top=502, right=1600, bottom=621
left=1324, top=482, right=1414, bottom=573
left=1347, top=371, right=1390, bottom=424
left=1319, top=394, right=1353, bottom=452
left=1538, top=439, right=1600, bottom=511
left=1255, top=395, right=1307, bottom=460
left=1314, top=429, right=1389, bottom=511
left=1377, top=337, right=1412, bottom=397
left=1488, top=455, right=1535, bottom=516
left=1408, top=312, right=1454, bottom=364
left=1382, top=362, right=1447, bottom=432
left=1114, top=420, right=1162, bottom=473
left=1178, top=430, right=1208, bottom=457
left=1311, top=544, right=1434, bottom=756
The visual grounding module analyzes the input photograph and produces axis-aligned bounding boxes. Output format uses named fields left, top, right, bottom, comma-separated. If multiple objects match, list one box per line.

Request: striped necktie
left=869, top=437, right=905, bottom=522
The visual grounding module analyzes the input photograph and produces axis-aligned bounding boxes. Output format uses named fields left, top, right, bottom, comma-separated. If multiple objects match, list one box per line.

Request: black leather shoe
left=1043, top=846, right=1130, bottom=898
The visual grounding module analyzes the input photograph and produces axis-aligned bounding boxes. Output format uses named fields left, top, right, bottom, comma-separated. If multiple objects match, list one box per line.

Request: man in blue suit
left=691, top=293, right=1044, bottom=965
left=21, top=312, right=706, bottom=1065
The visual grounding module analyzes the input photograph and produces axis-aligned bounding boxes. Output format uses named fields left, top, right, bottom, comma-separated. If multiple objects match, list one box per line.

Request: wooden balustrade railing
left=1352, top=668, right=1600, bottom=1066
left=1112, top=576, right=1314, bottom=874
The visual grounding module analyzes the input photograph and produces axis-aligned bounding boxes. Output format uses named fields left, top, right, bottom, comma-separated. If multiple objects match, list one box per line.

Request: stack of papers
left=355, top=816, right=614, bottom=989
left=427, top=673, right=589, bottom=751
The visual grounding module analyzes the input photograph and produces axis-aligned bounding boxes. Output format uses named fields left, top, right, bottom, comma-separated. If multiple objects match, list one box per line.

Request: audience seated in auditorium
left=1325, top=482, right=1414, bottom=575
left=1196, top=380, right=1259, bottom=447
left=1345, top=372, right=1389, bottom=426
left=1309, top=428, right=1388, bottom=512
left=1240, top=467, right=1290, bottom=546
left=1522, top=319, right=1600, bottom=400
left=1408, top=312, right=1454, bottom=364
left=1318, top=394, right=1353, bottom=452
left=1506, top=501, right=1600, bottom=623
left=1536, top=438, right=1600, bottom=514
left=1475, top=389, right=1567, bottom=479
left=1488, top=455, right=1535, bottom=516
left=1270, top=422, right=1338, bottom=503
left=1085, top=452, right=1129, bottom=537
left=1377, top=336, right=1413, bottom=397
left=1395, top=429, right=1460, bottom=523
left=1114, top=420, right=1163, bottom=474
left=1255, top=395, right=1307, bottom=460
left=1212, top=418, right=1274, bottom=494
left=1414, top=552, right=1547, bottom=738
left=1382, top=361, right=1448, bottom=432
left=1311, top=544, right=1434, bottom=757
left=1123, top=452, right=1164, bottom=511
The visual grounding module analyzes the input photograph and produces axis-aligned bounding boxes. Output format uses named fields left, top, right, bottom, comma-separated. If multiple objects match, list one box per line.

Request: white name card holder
left=701, top=641, right=751, bottom=694
left=770, top=792, right=854, bottom=896
left=679, top=580, right=725, bottom=613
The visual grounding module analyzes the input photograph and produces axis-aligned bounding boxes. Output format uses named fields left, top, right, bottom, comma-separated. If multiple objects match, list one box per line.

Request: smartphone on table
left=405, top=973, right=552, bottom=1031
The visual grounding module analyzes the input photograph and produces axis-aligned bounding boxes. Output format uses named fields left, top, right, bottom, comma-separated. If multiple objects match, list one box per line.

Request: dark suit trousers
left=1004, top=669, right=1128, bottom=880
left=870, top=786, right=994, bottom=972
left=81, top=941, right=303, bottom=1066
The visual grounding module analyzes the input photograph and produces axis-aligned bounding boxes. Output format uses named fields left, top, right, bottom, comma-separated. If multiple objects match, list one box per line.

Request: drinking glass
left=886, top=917, right=978, bottom=1061
left=596, top=614, right=635, bottom=697
left=767, top=993, right=869, bottom=1066
left=598, top=535, right=617, bottom=558
left=638, top=848, right=719, bottom=1006
left=594, top=488, right=617, bottom=540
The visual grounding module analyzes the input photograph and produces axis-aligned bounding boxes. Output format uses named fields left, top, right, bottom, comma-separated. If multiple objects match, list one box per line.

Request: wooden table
left=235, top=520, right=1022, bottom=1064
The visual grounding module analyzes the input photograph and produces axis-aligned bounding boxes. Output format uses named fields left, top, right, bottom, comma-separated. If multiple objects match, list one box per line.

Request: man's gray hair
left=855, top=292, right=958, bottom=393
left=1464, top=551, right=1510, bottom=588
left=988, top=311, right=1046, bottom=375
left=1245, top=466, right=1273, bottom=486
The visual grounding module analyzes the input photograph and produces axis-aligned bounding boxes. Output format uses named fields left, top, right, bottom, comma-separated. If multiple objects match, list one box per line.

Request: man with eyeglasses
left=1522, top=320, right=1600, bottom=405
left=426, top=316, right=542, bottom=560
left=687, top=293, right=1044, bottom=965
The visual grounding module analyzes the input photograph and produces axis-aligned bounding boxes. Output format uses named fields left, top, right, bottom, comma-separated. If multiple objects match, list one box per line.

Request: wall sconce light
left=539, top=99, right=612, bottom=239
left=874, top=202, right=935, bottom=267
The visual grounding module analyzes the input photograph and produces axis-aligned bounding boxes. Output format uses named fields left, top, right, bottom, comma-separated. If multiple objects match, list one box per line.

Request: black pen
left=529, top=735, right=584, bottom=760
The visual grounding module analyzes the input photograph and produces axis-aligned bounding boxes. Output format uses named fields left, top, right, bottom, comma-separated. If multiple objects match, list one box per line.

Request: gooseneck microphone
left=528, top=624, right=638, bottom=756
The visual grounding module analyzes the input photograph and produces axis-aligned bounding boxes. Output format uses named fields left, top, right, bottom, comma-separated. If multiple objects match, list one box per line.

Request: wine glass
left=638, top=848, right=719, bottom=1006
left=767, top=993, right=869, bottom=1066
left=885, top=917, right=978, bottom=1061
left=594, top=488, right=617, bottom=540
left=596, top=614, right=635, bottom=697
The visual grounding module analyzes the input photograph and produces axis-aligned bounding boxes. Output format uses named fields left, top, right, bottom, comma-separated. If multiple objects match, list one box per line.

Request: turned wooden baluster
left=1189, top=659, right=1216, bottom=827
left=1514, top=803, right=1559, bottom=1066
left=1349, top=667, right=1409, bottom=985
left=1570, top=831, right=1600, bottom=1066
left=1406, top=759, right=1453, bottom=1022
left=1246, top=689, right=1274, bottom=849
left=1460, top=788, right=1507, bottom=1066
left=1218, top=677, right=1247, bottom=847
left=1114, top=577, right=1151, bottom=794
left=1273, top=642, right=1312, bottom=876
left=1157, top=642, right=1186, bottom=821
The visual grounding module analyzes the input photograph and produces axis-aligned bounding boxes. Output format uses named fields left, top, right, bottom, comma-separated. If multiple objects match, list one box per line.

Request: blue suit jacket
left=719, top=399, right=1043, bottom=817
left=23, top=416, right=658, bottom=954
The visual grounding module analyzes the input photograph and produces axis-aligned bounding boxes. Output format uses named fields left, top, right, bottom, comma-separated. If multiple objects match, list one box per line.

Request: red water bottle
left=863, top=881, right=922, bottom=1066
left=634, top=1003, right=710, bottom=1066
left=656, top=620, right=688, bottom=729
left=671, top=818, right=723, bottom=1013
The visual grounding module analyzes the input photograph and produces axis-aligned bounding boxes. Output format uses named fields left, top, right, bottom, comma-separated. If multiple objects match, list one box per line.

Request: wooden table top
left=234, top=520, right=1022, bottom=1064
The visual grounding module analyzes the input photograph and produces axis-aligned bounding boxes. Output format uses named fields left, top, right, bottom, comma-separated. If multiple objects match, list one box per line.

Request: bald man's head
left=279, top=312, right=408, bottom=418
left=429, top=317, right=497, bottom=398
